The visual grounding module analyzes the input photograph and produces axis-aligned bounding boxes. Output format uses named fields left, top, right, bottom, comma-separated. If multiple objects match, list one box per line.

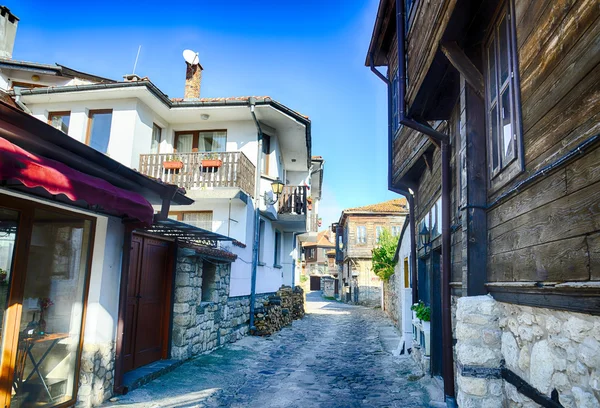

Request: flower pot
left=201, top=159, right=222, bottom=168
left=163, top=160, right=184, bottom=170
left=421, top=320, right=431, bottom=356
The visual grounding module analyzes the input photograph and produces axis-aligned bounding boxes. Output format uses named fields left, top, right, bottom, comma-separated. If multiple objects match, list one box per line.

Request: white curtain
left=177, top=134, right=193, bottom=153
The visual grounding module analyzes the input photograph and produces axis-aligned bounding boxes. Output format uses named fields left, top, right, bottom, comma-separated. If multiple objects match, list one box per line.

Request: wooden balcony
left=139, top=152, right=255, bottom=196
left=278, top=186, right=307, bottom=216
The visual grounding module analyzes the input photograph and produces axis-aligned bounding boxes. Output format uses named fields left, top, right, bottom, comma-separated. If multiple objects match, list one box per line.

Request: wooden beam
left=441, top=42, right=484, bottom=99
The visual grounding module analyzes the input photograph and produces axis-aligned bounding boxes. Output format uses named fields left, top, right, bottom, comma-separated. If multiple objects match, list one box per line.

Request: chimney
left=184, top=62, right=203, bottom=99
left=0, top=6, right=19, bottom=59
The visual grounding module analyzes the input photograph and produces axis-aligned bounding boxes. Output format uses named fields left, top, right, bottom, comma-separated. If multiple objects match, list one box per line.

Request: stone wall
left=321, top=276, right=335, bottom=298
left=171, top=250, right=272, bottom=360
left=382, top=274, right=399, bottom=330
left=455, top=295, right=600, bottom=407
left=76, top=342, right=115, bottom=408
left=252, top=286, right=305, bottom=336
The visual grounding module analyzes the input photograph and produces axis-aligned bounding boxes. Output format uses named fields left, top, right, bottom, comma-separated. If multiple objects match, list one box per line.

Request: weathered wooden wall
left=487, top=0, right=600, bottom=283
left=343, top=214, right=406, bottom=259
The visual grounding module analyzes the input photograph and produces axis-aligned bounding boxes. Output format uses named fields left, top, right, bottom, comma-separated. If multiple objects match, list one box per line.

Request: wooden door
left=310, top=276, right=321, bottom=291
left=122, top=235, right=171, bottom=372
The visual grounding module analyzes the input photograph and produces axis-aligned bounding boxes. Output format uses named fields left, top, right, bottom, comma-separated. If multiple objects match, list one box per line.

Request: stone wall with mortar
left=321, top=276, right=335, bottom=298
left=76, top=342, right=115, bottom=408
left=382, top=274, right=400, bottom=330
left=171, top=251, right=272, bottom=360
left=455, top=295, right=600, bottom=407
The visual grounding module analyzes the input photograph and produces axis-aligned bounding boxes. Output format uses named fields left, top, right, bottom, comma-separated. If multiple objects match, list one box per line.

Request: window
left=174, top=130, right=227, bottom=153
left=86, top=109, right=113, bottom=154
left=201, top=261, right=217, bottom=302
left=392, top=226, right=401, bottom=237
left=182, top=212, right=213, bottom=231
left=0, top=200, right=94, bottom=408
left=376, top=226, right=383, bottom=243
left=485, top=3, right=521, bottom=178
left=151, top=123, right=162, bottom=154
left=432, top=197, right=442, bottom=238
left=48, top=111, right=70, bottom=134
left=274, top=230, right=281, bottom=266
left=391, top=70, right=400, bottom=135
left=356, top=226, right=367, bottom=244
left=261, top=134, right=271, bottom=174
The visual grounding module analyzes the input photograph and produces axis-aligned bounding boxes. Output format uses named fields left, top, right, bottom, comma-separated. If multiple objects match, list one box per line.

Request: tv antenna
left=132, top=45, right=142, bottom=74
left=183, top=49, right=199, bottom=65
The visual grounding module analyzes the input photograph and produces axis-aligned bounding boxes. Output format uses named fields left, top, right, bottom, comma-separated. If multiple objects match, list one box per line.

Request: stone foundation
left=76, top=342, right=115, bottom=408
left=455, top=295, right=600, bottom=407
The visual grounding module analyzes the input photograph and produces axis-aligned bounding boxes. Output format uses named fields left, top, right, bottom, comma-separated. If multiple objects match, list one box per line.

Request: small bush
left=300, top=275, right=308, bottom=283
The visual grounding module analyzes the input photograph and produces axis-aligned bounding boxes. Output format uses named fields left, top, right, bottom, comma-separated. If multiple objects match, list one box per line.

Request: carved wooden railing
left=278, top=186, right=307, bottom=216
left=139, top=151, right=256, bottom=196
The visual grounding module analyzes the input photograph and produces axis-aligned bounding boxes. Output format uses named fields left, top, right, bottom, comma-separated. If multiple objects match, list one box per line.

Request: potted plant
left=412, top=301, right=431, bottom=356
left=201, top=153, right=222, bottom=168
left=163, top=155, right=184, bottom=170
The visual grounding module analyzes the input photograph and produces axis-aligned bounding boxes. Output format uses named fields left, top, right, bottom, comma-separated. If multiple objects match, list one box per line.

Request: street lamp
left=264, top=178, right=284, bottom=205
left=419, top=223, right=431, bottom=252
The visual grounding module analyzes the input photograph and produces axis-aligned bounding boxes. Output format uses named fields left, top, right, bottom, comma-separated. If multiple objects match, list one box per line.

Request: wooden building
left=367, top=0, right=599, bottom=406
left=334, top=199, right=407, bottom=306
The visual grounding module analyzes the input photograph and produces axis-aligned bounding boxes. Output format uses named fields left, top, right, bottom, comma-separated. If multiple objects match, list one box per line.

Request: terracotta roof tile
left=344, top=198, right=408, bottom=214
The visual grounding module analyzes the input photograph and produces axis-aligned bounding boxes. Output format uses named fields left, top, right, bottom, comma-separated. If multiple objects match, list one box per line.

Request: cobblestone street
left=104, top=292, right=431, bottom=408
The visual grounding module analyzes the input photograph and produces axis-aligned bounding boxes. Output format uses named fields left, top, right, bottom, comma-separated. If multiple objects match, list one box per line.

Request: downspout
left=248, top=97, right=263, bottom=331
left=394, top=0, right=457, bottom=403
left=13, top=88, right=32, bottom=114
left=369, top=55, right=418, bottom=305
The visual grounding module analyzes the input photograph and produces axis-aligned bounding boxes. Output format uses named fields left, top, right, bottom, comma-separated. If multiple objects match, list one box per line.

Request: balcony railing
left=139, top=151, right=256, bottom=196
left=278, top=186, right=307, bottom=216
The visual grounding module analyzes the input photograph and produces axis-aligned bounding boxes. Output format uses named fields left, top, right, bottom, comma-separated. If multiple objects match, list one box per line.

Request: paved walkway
left=104, top=292, right=430, bottom=408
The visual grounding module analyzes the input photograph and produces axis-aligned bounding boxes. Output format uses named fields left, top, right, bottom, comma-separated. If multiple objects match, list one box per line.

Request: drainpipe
left=369, top=56, right=418, bottom=305
left=248, top=97, right=263, bottom=331
left=369, top=0, right=455, bottom=404
left=394, top=0, right=455, bottom=403
left=13, top=88, right=32, bottom=114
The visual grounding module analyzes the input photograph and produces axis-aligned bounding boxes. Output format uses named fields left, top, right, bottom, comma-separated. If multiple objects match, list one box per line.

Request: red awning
left=0, top=136, right=155, bottom=224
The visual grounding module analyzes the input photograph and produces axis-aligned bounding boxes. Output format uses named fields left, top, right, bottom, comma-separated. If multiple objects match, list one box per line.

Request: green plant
left=164, top=155, right=182, bottom=162
left=371, top=229, right=397, bottom=281
left=300, top=275, right=308, bottom=283
left=202, top=152, right=219, bottom=160
left=411, top=301, right=431, bottom=322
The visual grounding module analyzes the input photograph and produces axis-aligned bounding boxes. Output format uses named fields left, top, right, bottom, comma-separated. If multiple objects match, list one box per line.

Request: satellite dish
left=183, top=49, right=199, bottom=65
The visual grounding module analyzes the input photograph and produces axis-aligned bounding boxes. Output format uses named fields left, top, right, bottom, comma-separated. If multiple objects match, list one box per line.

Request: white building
left=10, top=85, right=319, bottom=297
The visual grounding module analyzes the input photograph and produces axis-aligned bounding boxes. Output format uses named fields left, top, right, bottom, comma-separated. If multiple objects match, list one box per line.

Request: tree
left=371, top=229, right=398, bottom=281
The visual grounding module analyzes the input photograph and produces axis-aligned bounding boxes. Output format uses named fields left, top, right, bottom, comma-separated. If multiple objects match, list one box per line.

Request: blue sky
left=11, top=0, right=399, bottom=229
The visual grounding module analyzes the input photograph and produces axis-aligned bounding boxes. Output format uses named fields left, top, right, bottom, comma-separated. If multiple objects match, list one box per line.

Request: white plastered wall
left=396, top=227, right=413, bottom=348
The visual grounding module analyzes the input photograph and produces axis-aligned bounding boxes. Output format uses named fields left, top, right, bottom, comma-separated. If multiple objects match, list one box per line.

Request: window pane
left=261, top=134, right=271, bottom=174
left=488, top=39, right=497, bottom=102
left=499, top=16, right=509, bottom=85
left=12, top=209, right=92, bottom=408
left=88, top=112, right=112, bottom=154
left=501, top=88, right=514, bottom=163
left=176, top=133, right=194, bottom=153
left=199, top=131, right=227, bottom=152
left=50, top=113, right=70, bottom=134
left=0, top=208, right=18, bottom=369
left=491, top=105, right=499, bottom=171
left=182, top=212, right=213, bottom=231
left=151, top=124, right=161, bottom=154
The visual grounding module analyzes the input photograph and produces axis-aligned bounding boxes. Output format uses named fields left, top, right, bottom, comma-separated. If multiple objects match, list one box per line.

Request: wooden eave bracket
left=441, top=42, right=484, bottom=99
